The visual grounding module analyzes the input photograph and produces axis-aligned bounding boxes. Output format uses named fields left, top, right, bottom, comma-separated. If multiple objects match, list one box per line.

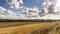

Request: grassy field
left=0, top=21, right=60, bottom=34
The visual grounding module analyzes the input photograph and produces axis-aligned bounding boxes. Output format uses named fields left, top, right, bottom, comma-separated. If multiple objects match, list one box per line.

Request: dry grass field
left=0, top=21, right=60, bottom=34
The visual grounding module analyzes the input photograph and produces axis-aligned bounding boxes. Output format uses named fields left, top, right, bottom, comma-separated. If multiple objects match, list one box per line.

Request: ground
left=0, top=21, right=60, bottom=34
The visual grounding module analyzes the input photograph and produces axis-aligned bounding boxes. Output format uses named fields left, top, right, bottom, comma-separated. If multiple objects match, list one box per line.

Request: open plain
left=0, top=21, right=60, bottom=34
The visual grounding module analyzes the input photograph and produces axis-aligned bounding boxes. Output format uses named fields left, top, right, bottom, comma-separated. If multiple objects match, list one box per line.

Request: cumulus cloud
left=21, top=7, right=40, bottom=18
left=42, top=0, right=51, bottom=14
left=0, top=7, right=28, bottom=19
left=42, top=0, right=60, bottom=14
left=54, top=0, right=60, bottom=14
left=41, top=14, right=60, bottom=20
left=0, top=0, right=60, bottom=20
left=21, top=0, right=60, bottom=20
left=0, top=7, right=16, bottom=15
left=0, top=7, right=18, bottom=19
left=40, top=0, right=60, bottom=20
left=6, top=0, right=23, bottom=9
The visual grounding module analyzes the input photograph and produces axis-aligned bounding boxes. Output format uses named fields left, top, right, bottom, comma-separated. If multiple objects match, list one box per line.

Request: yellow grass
left=0, top=21, right=60, bottom=34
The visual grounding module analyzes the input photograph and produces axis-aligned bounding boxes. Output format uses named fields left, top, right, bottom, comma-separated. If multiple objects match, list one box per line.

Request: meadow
left=0, top=21, right=60, bottom=34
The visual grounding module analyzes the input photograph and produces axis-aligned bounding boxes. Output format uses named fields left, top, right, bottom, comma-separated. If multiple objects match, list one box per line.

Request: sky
left=0, top=0, right=43, bottom=13
left=0, top=0, right=60, bottom=20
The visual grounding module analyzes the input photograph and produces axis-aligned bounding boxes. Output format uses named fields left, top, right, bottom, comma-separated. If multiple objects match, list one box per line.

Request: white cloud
left=0, top=7, right=27, bottom=19
left=19, top=5, right=60, bottom=20
left=0, top=7, right=16, bottom=15
left=54, top=0, right=60, bottom=14
left=41, top=14, right=60, bottom=20
left=0, top=6, right=60, bottom=20
left=0, top=0, right=60, bottom=20
left=22, top=7, right=40, bottom=18
left=42, top=0, right=52, bottom=14
left=19, top=0, right=60, bottom=20
left=0, top=7, right=18, bottom=19
left=42, top=0, right=60, bottom=14
left=6, top=0, right=23, bottom=9
left=39, top=0, right=60, bottom=20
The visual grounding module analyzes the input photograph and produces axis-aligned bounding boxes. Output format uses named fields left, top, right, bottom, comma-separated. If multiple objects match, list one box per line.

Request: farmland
left=0, top=21, right=60, bottom=34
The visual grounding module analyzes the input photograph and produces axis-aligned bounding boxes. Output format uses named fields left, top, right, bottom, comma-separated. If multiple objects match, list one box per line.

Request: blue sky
left=0, top=0, right=60, bottom=19
left=0, top=0, right=43, bottom=13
